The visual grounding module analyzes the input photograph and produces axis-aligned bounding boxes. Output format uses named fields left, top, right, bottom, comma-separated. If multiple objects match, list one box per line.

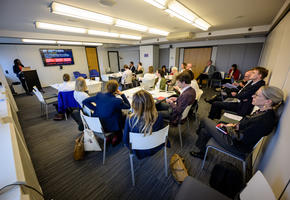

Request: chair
left=73, top=71, right=87, bottom=79
left=80, top=110, right=113, bottom=164
left=201, top=137, right=265, bottom=182
left=58, top=91, right=81, bottom=120
left=32, top=86, right=58, bottom=119
left=89, top=69, right=99, bottom=78
left=209, top=72, right=222, bottom=88
left=177, top=104, right=193, bottom=148
left=129, top=125, right=169, bottom=186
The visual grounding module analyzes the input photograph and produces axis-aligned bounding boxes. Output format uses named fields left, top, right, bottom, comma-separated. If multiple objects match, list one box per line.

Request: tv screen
left=40, top=49, right=74, bottom=66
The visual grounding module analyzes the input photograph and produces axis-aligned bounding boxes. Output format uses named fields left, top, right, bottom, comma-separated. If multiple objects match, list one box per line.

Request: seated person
left=53, top=73, right=74, bottom=120
left=73, top=77, right=90, bottom=115
left=123, top=90, right=165, bottom=159
left=135, top=62, right=144, bottom=75
left=168, top=67, right=179, bottom=87
left=121, top=64, right=133, bottom=90
left=142, top=66, right=156, bottom=80
left=190, top=86, right=284, bottom=159
left=180, top=62, right=187, bottom=73
left=162, top=65, right=169, bottom=75
left=140, top=66, right=156, bottom=89
left=196, top=60, right=216, bottom=86
left=186, top=70, right=202, bottom=101
left=83, top=80, right=130, bottom=139
left=186, top=63, right=193, bottom=71
left=208, top=67, right=268, bottom=119
left=222, top=64, right=240, bottom=84
left=156, top=72, right=196, bottom=125
left=154, top=69, right=167, bottom=90
left=129, top=61, right=136, bottom=73
left=206, top=70, right=252, bottom=104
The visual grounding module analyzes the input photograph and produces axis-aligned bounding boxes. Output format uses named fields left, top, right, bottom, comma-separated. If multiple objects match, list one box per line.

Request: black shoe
left=189, top=151, right=205, bottom=159
left=205, top=95, right=217, bottom=104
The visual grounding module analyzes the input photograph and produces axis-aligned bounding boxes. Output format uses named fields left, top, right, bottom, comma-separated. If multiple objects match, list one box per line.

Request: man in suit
left=129, top=61, right=136, bottom=73
left=196, top=60, right=216, bottom=86
left=208, top=67, right=268, bottom=119
left=157, top=72, right=196, bottom=125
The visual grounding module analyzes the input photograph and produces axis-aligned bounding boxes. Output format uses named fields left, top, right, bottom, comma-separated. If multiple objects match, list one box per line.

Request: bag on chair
left=170, top=154, right=189, bottom=184
left=84, top=128, right=101, bottom=151
left=74, top=133, right=84, bottom=160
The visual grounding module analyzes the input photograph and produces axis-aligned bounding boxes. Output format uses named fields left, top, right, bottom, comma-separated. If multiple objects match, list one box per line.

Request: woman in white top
left=73, top=77, right=90, bottom=115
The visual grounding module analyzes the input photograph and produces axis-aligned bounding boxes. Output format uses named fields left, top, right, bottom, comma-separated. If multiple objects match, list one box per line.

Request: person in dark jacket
left=83, top=80, right=130, bottom=134
left=157, top=71, right=196, bottom=125
left=123, top=90, right=165, bottom=159
left=208, top=67, right=268, bottom=119
left=13, top=58, right=29, bottom=94
left=190, top=86, right=284, bottom=159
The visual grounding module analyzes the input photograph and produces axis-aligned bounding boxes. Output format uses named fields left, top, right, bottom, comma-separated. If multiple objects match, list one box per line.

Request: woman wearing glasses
left=190, top=86, right=284, bottom=159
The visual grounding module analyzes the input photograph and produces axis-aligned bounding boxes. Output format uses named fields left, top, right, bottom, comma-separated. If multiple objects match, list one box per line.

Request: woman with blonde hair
left=73, top=77, right=90, bottom=115
left=123, top=90, right=165, bottom=159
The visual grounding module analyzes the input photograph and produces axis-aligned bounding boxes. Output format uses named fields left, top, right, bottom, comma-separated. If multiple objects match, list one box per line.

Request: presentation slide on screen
left=40, top=49, right=74, bottom=66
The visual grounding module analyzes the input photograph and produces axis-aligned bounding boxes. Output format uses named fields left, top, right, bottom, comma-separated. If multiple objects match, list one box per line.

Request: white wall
left=139, top=45, right=159, bottom=72
left=257, top=12, right=290, bottom=199
left=118, top=47, right=139, bottom=68
left=0, top=45, right=89, bottom=88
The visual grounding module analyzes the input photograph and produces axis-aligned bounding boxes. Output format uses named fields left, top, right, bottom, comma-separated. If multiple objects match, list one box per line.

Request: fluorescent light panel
left=194, top=18, right=210, bottom=30
left=22, top=39, right=56, bottom=44
left=143, top=0, right=166, bottom=9
left=115, top=19, right=148, bottom=32
left=148, top=28, right=169, bottom=36
left=82, top=42, right=102, bottom=46
left=51, top=2, right=114, bottom=25
left=36, top=22, right=87, bottom=34
left=167, top=1, right=197, bottom=22
left=120, top=34, right=142, bottom=40
left=57, top=41, right=82, bottom=45
left=88, top=30, right=119, bottom=37
left=165, top=9, right=192, bottom=24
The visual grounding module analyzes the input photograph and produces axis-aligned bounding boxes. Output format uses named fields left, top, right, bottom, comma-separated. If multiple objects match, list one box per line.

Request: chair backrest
left=73, top=71, right=80, bottom=79
left=211, top=72, right=222, bottom=79
left=181, top=104, right=193, bottom=120
left=32, top=86, right=45, bottom=103
left=58, top=91, right=80, bottom=113
left=90, top=69, right=99, bottom=77
left=141, top=77, right=155, bottom=89
left=129, top=125, right=169, bottom=150
left=80, top=110, right=103, bottom=133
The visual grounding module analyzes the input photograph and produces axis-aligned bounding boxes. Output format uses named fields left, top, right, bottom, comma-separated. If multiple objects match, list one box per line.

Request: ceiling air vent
left=166, top=32, right=195, bottom=41
left=98, top=0, right=116, bottom=7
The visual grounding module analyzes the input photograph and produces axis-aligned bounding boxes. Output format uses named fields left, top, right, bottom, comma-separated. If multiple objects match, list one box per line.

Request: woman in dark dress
left=190, top=86, right=284, bottom=158
left=123, top=90, right=165, bottom=159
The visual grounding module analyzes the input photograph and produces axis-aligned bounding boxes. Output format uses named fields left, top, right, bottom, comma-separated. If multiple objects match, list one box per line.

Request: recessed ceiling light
left=35, top=22, right=87, bottom=34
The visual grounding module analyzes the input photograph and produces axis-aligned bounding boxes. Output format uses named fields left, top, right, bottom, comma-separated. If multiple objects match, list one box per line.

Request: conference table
left=101, top=72, right=123, bottom=82
left=121, top=86, right=175, bottom=105
left=50, top=79, right=102, bottom=94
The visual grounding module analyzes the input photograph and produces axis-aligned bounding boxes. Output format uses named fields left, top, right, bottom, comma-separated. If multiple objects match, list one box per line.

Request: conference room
left=0, top=0, right=289, bottom=199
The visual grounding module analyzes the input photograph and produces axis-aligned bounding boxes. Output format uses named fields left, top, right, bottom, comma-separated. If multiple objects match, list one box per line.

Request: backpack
left=170, top=154, right=189, bottom=184
left=209, top=161, right=245, bottom=198
left=211, top=72, right=222, bottom=79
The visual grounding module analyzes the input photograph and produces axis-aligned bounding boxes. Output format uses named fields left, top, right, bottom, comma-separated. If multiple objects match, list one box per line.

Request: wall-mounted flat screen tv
left=40, top=49, right=74, bottom=66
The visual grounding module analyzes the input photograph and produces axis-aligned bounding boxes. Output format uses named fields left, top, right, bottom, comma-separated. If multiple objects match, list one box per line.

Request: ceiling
left=0, top=0, right=286, bottom=45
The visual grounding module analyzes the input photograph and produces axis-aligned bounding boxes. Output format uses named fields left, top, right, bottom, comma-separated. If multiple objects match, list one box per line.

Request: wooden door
left=85, top=47, right=100, bottom=74
left=183, top=47, right=212, bottom=78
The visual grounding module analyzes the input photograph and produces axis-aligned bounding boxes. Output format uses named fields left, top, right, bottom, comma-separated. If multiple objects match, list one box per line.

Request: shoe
left=53, top=114, right=65, bottom=121
left=189, top=151, right=205, bottom=159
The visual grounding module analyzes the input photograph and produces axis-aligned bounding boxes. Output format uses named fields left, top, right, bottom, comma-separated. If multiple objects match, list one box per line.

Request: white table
left=122, top=86, right=175, bottom=104
left=50, top=79, right=102, bottom=94
left=102, top=72, right=123, bottom=82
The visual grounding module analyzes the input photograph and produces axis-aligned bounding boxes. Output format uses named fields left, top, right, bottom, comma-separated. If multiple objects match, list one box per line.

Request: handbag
left=170, top=154, right=189, bottom=184
left=74, top=133, right=84, bottom=160
left=84, top=128, right=101, bottom=151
